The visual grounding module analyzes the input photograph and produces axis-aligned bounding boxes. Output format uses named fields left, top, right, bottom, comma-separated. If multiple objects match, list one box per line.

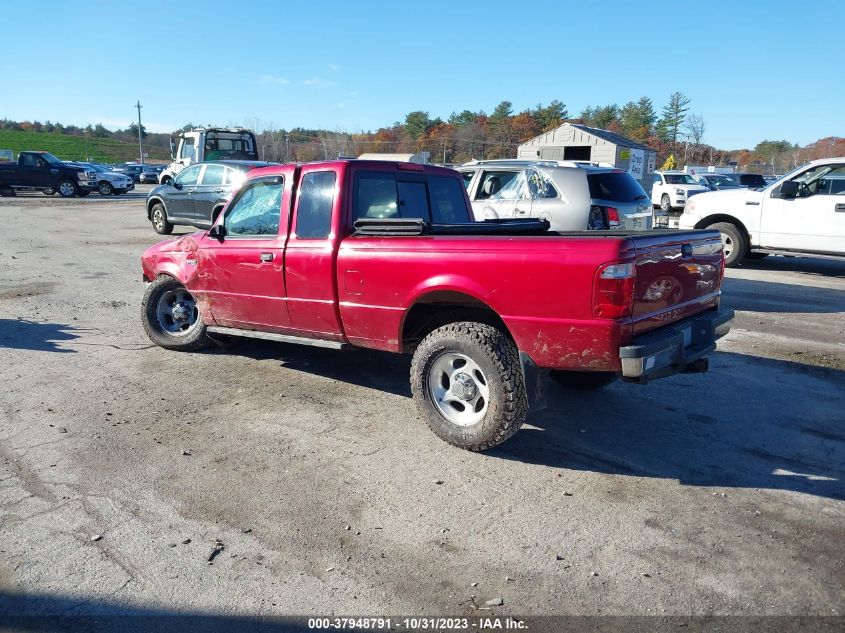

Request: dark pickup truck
left=0, top=151, right=98, bottom=197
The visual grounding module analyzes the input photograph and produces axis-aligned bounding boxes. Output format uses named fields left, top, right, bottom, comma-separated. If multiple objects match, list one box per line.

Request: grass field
left=0, top=130, right=170, bottom=163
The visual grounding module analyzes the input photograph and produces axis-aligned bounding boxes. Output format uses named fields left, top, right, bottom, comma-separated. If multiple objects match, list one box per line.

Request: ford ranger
left=0, top=151, right=97, bottom=197
left=140, top=160, right=734, bottom=450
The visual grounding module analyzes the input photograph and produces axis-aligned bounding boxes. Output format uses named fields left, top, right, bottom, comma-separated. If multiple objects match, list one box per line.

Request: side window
left=295, top=171, right=337, bottom=239
left=354, top=173, right=398, bottom=219
left=491, top=171, right=528, bottom=200
left=180, top=138, right=195, bottom=160
left=175, top=165, right=201, bottom=186
left=429, top=176, right=470, bottom=223
left=526, top=170, right=558, bottom=199
left=397, top=180, right=429, bottom=219
left=478, top=170, right=518, bottom=199
left=223, top=178, right=283, bottom=237
left=22, top=154, right=37, bottom=167
left=653, top=174, right=662, bottom=185
left=201, top=164, right=225, bottom=186
left=794, top=165, right=845, bottom=197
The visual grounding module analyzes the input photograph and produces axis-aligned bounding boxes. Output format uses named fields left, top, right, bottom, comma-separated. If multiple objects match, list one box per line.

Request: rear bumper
left=619, top=308, right=734, bottom=383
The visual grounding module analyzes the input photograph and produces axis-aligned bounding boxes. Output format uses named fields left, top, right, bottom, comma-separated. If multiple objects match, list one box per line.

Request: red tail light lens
left=606, top=207, right=620, bottom=227
left=593, top=262, right=636, bottom=318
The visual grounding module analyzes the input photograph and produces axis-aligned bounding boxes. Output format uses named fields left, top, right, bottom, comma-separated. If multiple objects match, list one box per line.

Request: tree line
left=2, top=93, right=843, bottom=173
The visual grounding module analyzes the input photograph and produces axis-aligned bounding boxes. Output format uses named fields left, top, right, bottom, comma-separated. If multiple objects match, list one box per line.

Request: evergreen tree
left=657, top=92, right=691, bottom=143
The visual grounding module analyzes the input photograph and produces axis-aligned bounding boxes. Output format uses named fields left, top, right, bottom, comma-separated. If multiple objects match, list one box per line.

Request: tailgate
left=629, top=230, right=723, bottom=335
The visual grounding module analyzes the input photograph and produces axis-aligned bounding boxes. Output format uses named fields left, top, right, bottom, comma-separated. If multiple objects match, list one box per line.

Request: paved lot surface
left=1, top=194, right=843, bottom=619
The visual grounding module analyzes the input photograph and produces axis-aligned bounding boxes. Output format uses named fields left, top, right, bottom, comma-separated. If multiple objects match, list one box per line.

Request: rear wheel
left=141, top=276, right=209, bottom=351
left=410, top=322, right=527, bottom=451
left=708, top=221, right=746, bottom=267
left=0, top=186, right=15, bottom=197
left=98, top=181, right=113, bottom=195
left=550, top=370, right=618, bottom=390
left=57, top=180, right=78, bottom=198
left=42, top=187, right=55, bottom=195
left=150, top=202, right=173, bottom=235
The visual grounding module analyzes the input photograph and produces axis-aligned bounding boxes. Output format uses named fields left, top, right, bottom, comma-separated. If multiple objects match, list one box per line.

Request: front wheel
left=57, top=180, right=78, bottom=198
left=98, top=181, right=113, bottom=195
left=550, top=370, right=618, bottom=390
left=141, top=276, right=209, bottom=351
left=410, top=322, right=527, bottom=451
left=150, top=202, right=173, bottom=235
left=660, top=194, right=672, bottom=212
left=708, top=221, right=746, bottom=267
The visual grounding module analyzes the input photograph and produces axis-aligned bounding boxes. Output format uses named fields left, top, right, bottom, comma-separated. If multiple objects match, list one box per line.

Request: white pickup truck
left=678, top=157, right=845, bottom=266
left=651, top=170, right=709, bottom=226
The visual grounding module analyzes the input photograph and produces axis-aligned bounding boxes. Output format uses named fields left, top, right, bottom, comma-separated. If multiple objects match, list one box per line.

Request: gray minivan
left=457, top=160, right=653, bottom=231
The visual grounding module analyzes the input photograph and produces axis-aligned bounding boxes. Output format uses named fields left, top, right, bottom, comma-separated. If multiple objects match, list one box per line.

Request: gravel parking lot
left=1, top=192, right=843, bottom=620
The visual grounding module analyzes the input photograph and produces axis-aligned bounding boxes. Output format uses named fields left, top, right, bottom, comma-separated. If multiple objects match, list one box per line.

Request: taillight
left=593, top=262, right=636, bottom=319
left=606, top=207, right=620, bottom=228
left=588, top=205, right=621, bottom=230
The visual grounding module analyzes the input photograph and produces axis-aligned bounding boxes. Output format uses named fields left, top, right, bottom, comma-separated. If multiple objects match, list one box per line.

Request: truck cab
left=159, top=127, right=257, bottom=185
left=0, top=151, right=97, bottom=197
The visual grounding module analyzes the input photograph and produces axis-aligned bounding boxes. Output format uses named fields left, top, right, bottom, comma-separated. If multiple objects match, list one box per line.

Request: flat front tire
left=410, top=322, right=527, bottom=451
left=141, top=276, right=209, bottom=351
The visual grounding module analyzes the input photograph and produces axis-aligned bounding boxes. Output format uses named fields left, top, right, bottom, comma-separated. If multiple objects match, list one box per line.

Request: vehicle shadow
left=0, top=319, right=79, bottom=353
left=490, top=352, right=845, bottom=501
left=223, top=339, right=412, bottom=397
left=0, top=590, right=299, bottom=632
left=720, top=277, right=845, bottom=313
left=739, top=254, right=845, bottom=279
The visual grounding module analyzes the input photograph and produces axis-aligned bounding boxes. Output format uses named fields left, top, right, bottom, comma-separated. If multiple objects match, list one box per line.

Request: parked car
left=679, top=157, right=845, bottom=266
left=694, top=173, right=741, bottom=191
left=650, top=171, right=709, bottom=227
left=725, top=173, right=767, bottom=189
left=457, top=160, right=653, bottom=231
left=64, top=162, right=134, bottom=195
left=0, top=151, right=97, bottom=197
left=140, top=159, right=733, bottom=451
left=118, top=164, right=158, bottom=183
left=145, top=160, right=274, bottom=234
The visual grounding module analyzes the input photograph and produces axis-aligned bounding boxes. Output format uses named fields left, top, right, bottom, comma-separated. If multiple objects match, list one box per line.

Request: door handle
left=836, top=204, right=845, bottom=212
left=260, top=253, right=274, bottom=262
left=214, top=188, right=224, bottom=194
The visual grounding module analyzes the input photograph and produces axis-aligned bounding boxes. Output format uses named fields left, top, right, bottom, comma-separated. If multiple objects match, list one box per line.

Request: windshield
left=204, top=132, right=257, bottom=159
left=664, top=174, right=697, bottom=185
left=705, top=175, right=739, bottom=188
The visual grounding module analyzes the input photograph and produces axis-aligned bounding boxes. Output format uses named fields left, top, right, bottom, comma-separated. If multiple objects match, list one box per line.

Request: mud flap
left=519, top=352, right=548, bottom=412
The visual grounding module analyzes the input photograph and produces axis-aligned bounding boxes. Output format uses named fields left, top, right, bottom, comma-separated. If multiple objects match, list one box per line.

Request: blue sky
left=2, top=0, right=841, bottom=149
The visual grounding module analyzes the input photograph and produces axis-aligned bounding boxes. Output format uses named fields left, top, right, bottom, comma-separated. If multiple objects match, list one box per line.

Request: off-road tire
left=550, top=370, right=618, bottom=390
left=57, top=179, right=78, bottom=198
left=150, top=202, right=173, bottom=235
left=141, top=276, right=209, bottom=351
left=410, top=322, right=527, bottom=451
left=708, top=221, right=746, bottom=267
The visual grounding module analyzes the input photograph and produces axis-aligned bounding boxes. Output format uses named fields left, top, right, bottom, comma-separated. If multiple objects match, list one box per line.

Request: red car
left=141, top=160, right=733, bottom=450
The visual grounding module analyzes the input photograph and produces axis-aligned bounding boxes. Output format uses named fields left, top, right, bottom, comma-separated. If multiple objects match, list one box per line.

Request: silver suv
left=457, top=160, right=653, bottom=231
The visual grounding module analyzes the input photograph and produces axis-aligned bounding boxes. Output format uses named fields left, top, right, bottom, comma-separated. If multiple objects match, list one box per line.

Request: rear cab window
left=588, top=171, right=649, bottom=202
left=352, top=169, right=471, bottom=226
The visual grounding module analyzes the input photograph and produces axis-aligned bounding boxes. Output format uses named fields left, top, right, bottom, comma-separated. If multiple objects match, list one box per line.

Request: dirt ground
left=1, top=192, right=843, bottom=621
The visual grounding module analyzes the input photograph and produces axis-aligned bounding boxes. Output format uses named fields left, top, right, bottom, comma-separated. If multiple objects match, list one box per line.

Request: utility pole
left=135, top=100, right=144, bottom=164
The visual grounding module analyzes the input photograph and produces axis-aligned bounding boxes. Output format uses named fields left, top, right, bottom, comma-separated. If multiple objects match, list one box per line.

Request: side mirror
left=172, top=181, right=182, bottom=190
left=208, top=224, right=226, bottom=242
left=776, top=180, right=799, bottom=198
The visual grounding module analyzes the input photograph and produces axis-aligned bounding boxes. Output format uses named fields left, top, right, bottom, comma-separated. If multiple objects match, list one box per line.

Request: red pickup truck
left=140, top=160, right=733, bottom=450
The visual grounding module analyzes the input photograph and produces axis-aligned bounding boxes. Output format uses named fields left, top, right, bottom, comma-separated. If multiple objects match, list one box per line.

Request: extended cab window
left=223, top=178, right=283, bottom=237
left=295, top=171, right=337, bottom=239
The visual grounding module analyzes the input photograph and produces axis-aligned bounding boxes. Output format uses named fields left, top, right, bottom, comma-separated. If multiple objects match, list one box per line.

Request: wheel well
left=401, top=291, right=512, bottom=353
left=695, top=214, right=750, bottom=244
left=147, top=197, right=165, bottom=219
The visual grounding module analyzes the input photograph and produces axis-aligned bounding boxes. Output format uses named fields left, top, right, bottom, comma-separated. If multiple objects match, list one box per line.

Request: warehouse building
left=517, top=122, right=657, bottom=190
